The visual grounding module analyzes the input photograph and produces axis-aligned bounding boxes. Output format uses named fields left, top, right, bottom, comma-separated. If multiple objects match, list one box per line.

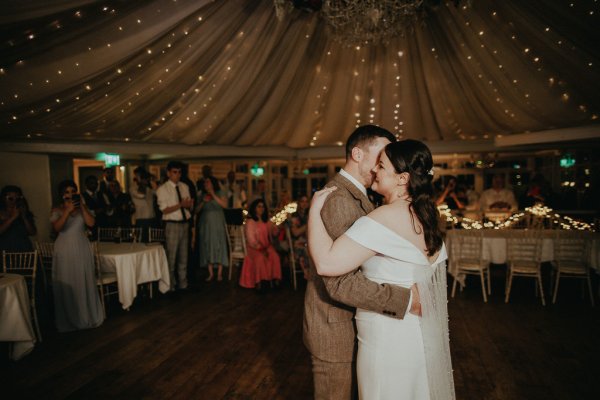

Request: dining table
left=0, top=273, right=36, bottom=361
left=97, top=242, right=170, bottom=309
left=446, top=229, right=600, bottom=278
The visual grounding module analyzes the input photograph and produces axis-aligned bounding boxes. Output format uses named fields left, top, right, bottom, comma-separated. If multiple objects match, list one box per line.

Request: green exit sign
left=98, top=153, right=120, bottom=167
left=559, top=155, right=575, bottom=168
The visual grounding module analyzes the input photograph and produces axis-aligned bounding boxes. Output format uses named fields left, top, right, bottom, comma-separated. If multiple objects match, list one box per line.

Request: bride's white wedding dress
left=345, top=217, right=455, bottom=400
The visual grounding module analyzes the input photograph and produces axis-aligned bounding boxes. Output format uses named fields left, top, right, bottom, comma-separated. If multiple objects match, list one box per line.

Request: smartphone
left=71, top=193, right=81, bottom=206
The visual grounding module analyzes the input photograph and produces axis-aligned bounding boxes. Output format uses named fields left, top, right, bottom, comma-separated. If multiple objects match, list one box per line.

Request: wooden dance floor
left=2, top=269, right=599, bottom=399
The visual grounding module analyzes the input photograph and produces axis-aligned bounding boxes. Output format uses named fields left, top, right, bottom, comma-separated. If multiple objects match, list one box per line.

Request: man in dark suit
left=82, top=175, right=106, bottom=239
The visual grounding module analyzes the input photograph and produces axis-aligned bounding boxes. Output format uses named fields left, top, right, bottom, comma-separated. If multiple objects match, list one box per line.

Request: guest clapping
left=196, top=177, right=229, bottom=282
left=0, top=185, right=36, bottom=252
left=239, top=199, right=282, bottom=290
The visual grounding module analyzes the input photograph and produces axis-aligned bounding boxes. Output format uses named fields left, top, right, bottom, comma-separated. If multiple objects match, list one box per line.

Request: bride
left=308, top=139, right=455, bottom=400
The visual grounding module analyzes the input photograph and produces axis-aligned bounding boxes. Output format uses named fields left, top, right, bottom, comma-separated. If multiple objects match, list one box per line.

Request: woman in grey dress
left=196, top=177, right=229, bottom=281
left=51, top=180, right=104, bottom=332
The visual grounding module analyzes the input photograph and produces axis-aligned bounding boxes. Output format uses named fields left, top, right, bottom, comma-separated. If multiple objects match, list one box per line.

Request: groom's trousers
left=311, top=356, right=356, bottom=400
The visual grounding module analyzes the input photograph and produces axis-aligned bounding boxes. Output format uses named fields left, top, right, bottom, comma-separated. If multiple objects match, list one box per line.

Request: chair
left=120, top=227, right=142, bottom=242
left=226, top=224, right=247, bottom=280
left=35, top=241, right=54, bottom=292
left=285, top=224, right=303, bottom=290
left=148, top=227, right=166, bottom=243
left=449, top=230, right=491, bottom=302
left=97, top=227, right=121, bottom=242
left=2, top=250, right=42, bottom=342
left=90, top=242, right=119, bottom=316
left=552, top=231, right=594, bottom=306
left=505, top=230, right=545, bottom=305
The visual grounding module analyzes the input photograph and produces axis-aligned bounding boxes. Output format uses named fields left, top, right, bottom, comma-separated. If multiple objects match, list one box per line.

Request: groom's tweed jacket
left=303, top=173, right=411, bottom=363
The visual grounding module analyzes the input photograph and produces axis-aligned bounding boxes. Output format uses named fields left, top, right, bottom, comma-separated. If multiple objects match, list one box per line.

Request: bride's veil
left=415, top=259, right=456, bottom=400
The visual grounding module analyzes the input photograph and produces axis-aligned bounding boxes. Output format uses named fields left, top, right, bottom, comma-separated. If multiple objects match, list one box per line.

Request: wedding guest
left=107, top=180, right=135, bottom=227
left=179, top=164, right=196, bottom=282
left=239, top=199, right=282, bottom=290
left=157, top=161, right=194, bottom=291
left=466, top=184, right=480, bottom=210
left=223, top=170, right=247, bottom=209
left=51, top=180, right=104, bottom=332
left=520, top=173, right=552, bottom=208
left=272, top=189, right=292, bottom=256
left=195, top=164, right=213, bottom=200
left=196, top=176, right=229, bottom=282
left=130, top=167, right=156, bottom=242
left=98, top=167, right=116, bottom=196
left=254, top=178, right=271, bottom=210
left=290, top=194, right=310, bottom=279
left=276, top=189, right=292, bottom=210
left=435, top=176, right=466, bottom=211
left=82, top=175, right=106, bottom=239
left=479, top=173, right=518, bottom=212
left=0, top=185, right=36, bottom=252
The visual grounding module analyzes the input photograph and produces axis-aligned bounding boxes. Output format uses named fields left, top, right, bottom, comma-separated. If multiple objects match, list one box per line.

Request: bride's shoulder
left=367, top=202, right=414, bottom=232
left=368, top=202, right=409, bottom=220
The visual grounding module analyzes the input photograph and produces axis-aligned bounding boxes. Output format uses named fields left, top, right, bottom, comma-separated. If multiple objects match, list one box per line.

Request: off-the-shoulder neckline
left=362, top=216, right=444, bottom=266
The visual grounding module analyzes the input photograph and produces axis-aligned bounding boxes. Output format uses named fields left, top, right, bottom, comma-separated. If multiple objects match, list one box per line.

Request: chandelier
left=274, top=0, right=427, bottom=45
left=322, top=1, right=424, bottom=45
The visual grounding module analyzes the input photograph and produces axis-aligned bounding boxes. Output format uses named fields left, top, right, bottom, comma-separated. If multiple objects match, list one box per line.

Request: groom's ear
left=351, top=146, right=363, bottom=162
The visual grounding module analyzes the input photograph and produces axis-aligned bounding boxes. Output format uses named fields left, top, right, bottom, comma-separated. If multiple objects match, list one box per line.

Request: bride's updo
left=384, top=140, right=443, bottom=257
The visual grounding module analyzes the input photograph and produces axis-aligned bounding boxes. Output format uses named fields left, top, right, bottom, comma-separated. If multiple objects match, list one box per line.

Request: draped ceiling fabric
left=1, top=0, right=599, bottom=155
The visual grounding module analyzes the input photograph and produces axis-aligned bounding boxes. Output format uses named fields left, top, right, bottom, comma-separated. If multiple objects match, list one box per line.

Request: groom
left=303, top=125, right=419, bottom=400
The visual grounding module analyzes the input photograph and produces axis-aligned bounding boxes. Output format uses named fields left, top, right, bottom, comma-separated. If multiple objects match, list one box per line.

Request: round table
left=0, top=273, right=36, bottom=360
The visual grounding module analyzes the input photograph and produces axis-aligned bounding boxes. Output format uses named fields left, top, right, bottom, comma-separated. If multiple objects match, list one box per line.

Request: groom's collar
left=330, top=173, right=374, bottom=214
left=339, top=168, right=367, bottom=197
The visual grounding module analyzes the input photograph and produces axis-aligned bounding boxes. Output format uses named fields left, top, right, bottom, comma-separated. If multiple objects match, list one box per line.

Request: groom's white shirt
left=338, top=168, right=413, bottom=314
left=339, top=168, right=367, bottom=196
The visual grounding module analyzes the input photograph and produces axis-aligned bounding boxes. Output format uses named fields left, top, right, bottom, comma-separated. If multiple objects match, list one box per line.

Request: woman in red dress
left=239, top=199, right=282, bottom=289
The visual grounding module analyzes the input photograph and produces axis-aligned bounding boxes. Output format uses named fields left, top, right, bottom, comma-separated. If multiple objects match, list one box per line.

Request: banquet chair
left=35, top=241, right=54, bottom=292
left=505, top=230, right=545, bottom=305
left=120, top=227, right=142, bottom=242
left=90, top=242, right=119, bottom=316
left=226, top=224, right=247, bottom=280
left=148, top=227, right=166, bottom=243
left=2, top=250, right=42, bottom=342
left=285, top=224, right=303, bottom=290
left=449, top=230, right=491, bottom=302
left=552, top=231, right=594, bottom=306
left=97, top=227, right=121, bottom=242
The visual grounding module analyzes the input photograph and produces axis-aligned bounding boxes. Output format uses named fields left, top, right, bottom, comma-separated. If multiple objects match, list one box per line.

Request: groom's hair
left=345, top=125, right=396, bottom=160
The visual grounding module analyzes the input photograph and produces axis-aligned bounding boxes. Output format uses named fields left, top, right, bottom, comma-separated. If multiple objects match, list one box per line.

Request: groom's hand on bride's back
left=409, top=284, right=422, bottom=316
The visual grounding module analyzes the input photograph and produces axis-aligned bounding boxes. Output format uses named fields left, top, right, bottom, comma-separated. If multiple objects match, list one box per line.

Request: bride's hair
left=384, top=140, right=443, bottom=257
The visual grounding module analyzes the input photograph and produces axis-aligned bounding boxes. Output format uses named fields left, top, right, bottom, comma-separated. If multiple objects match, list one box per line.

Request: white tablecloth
left=446, top=230, right=600, bottom=278
left=0, top=273, right=36, bottom=360
left=98, top=243, right=170, bottom=309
